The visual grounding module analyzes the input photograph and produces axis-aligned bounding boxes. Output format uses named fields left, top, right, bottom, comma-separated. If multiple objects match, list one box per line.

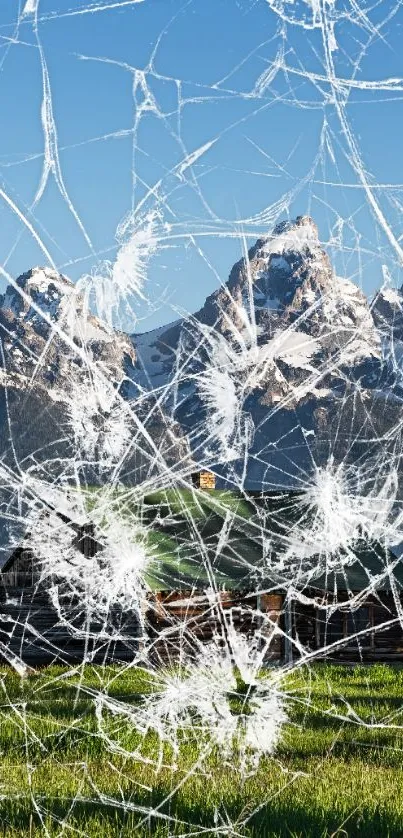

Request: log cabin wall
left=0, top=547, right=36, bottom=587
left=0, top=573, right=142, bottom=666
left=146, top=590, right=283, bottom=665
left=2, top=568, right=403, bottom=667
left=293, top=592, right=403, bottom=661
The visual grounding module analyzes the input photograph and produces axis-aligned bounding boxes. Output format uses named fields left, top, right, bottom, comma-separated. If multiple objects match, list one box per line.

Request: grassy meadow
left=1, top=662, right=403, bottom=836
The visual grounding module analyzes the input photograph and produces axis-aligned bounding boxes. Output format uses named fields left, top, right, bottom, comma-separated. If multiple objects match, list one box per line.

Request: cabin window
left=373, top=601, right=403, bottom=650
left=313, top=601, right=403, bottom=655
left=318, top=606, right=374, bottom=650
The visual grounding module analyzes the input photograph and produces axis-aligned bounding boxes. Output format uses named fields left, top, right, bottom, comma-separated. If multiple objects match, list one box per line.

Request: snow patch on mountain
left=260, top=215, right=319, bottom=255
left=273, top=329, right=319, bottom=368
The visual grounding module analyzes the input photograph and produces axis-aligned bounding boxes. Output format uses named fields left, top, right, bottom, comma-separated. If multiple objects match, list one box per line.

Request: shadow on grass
left=278, top=737, right=403, bottom=768
left=24, top=691, right=145, bottom=721
left=290, top=695, right=403, bottom=725
left=1, top=790, right=403, bottom=838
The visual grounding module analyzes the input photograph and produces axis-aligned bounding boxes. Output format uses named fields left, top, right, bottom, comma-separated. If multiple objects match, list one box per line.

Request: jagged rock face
left=0, top=268, right=190, bottom=485
left=133, top=216, right=402, bottom=489
left=370, top=286, right=403, bottom=395
left=201, top=216, right=334, bottom=338
left=0, top=267, right=137, bottom=396
left=372, top=286, right=403, bottom=340
left=136, top=217, right=381, bottom=391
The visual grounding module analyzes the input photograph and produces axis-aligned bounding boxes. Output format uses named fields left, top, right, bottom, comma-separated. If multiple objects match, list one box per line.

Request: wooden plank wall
left=294, top=594, right=403, bottom=661
left=2, top=576, right=403, bottom=668
left=146, top=590, right=283, bottom=665
left=0, top=576, right=142, bottom=666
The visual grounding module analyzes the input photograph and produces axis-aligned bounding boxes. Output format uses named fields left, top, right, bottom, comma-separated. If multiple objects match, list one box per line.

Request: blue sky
left=1, top=0, right=403, bottom=331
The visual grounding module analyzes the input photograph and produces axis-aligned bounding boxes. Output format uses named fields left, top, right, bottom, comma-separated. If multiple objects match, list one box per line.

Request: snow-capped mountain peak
left=132, top=215, right=396, bottom=488
left=1, top=267, right=78, bottom=330
left=0, top=267, right=138, bottom=400
left=23, top=266, right=74, bottom=294
left=261, top=214, right=320, bottom=255
left=223, top=215, right=336, bottom=326
left=0, top=268, right=191, bottom=542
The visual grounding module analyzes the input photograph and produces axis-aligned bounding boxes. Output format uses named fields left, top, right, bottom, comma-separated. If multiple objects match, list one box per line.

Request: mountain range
left=0, top=214, right=402, bottom=511
left=134, top=215, right=403, bottom=490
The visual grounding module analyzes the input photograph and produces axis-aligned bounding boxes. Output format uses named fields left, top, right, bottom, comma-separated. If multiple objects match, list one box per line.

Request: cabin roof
left=1, top=546, right=27, bottom=574
left=308, top=542, right=403, bottom=593
left=1, top=489, right=401, bottom=595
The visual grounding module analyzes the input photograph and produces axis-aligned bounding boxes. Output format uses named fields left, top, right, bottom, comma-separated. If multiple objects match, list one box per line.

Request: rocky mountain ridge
left=134, top=216, right=403, bottom=489
left=0, top=267, right=189, bottom=487
left=1, top=217, right=403, bottom=497
left=0, top=267, right=136, bottom=399
left=135, top=217, right=384, bottom=390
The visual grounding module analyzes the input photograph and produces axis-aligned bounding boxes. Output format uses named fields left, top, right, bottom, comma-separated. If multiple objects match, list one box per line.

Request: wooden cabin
left=1, top=489, right=403, bottom=667
left=146, top=588, right=283, bottom=665
left=291, top=542, right=403, bottom=662
left=146, top=540, right=403, bottom=664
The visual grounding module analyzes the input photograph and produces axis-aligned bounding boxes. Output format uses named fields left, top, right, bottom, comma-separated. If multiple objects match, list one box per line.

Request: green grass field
left=1, top=662, right=403, bottom=836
